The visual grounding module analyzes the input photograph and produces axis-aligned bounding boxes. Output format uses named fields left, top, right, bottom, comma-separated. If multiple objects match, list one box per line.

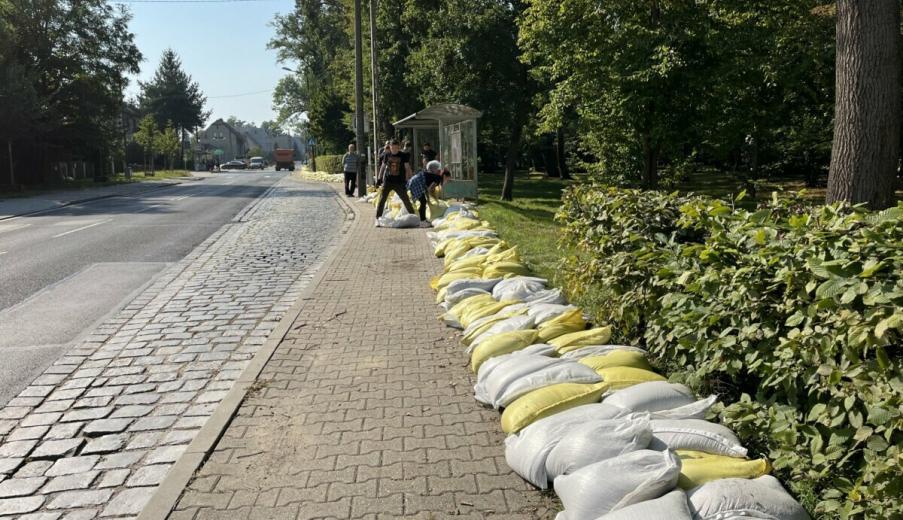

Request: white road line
left=171, top=195, right=192, bottom=202
left=134, top=204, right=162, bottom=214
left=0, top=251, right=7, bottom=256
left=52, top=219, right=111, bottom=238
left=0, top=223, right=31, bottom=235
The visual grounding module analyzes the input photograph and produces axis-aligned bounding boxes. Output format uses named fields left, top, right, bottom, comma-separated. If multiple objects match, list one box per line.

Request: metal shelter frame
left=393, top=103, right=482, bottom=199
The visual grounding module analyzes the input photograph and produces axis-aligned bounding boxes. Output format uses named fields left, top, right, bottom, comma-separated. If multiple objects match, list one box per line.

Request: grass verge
left=0, top=169, right=193, bottom=198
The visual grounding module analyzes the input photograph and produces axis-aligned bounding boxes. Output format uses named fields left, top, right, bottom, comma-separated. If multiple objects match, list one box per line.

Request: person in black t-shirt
left=420, top=143, right=437, bottom=168
left=375, top=139, right=416, bottom=221
left=376, top=140, right=391, bottom=186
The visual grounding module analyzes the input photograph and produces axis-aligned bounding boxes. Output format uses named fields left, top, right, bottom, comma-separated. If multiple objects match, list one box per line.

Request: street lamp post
left=353, top=0, right=367, bottom=197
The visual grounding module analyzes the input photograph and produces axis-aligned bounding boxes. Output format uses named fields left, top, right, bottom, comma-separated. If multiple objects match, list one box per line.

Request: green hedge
left=317, top=154, right=344, bottom=175
left=557, top=185, right=903, bottom=519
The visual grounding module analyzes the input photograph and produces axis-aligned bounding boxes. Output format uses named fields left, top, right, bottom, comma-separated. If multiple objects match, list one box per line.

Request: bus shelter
left=393, top=103, right=482, bottom=199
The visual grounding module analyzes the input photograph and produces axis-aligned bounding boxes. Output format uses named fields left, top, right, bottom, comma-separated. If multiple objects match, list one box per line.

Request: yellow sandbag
left=536, top=309, right=587, bottom=343
left=435, top=269, right=481, bottom=291
left=549, top=326, right=613, bottom=353
left=483, top=246, right=519, bottom=266
left=435, top=286, right=449, bottom=304
left=446, top=254, right=488, bottom=273
left=429, top=274, right=442, bottom=291
left=483, top=261, right=531, bottom=279
left=450, top=218, right=482, bottom=230
left=676, top=450, right=770, bottom=489
left=434, top=237, right=458, bottom=257
left=427, top=200, right=449, bottom=221
left=500, top=382, right=609, bottom=433
left=578, top=351, right=652, bottom=372
left=461, top=307, right=529, bottom=346
left=459, top=300, right=521, bottom=329
left=485, top=241, right=509, bottom=256
left=445, top=238, right=500, bottom=265
left=470, top=330, right=538, bottom=373
left=446, top=294, right=496, bottom=321
left=596, top=366, right=666, bottom=389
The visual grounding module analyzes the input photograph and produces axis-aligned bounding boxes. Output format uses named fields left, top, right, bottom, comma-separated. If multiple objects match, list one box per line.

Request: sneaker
left=375, top=219, right=381, bottom=228
left=419, top=221, right=432, bottom=228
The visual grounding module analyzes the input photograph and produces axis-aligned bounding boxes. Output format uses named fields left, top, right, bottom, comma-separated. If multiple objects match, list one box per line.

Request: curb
left=138, top=180, right=359, bottom=520
left=0, top=181, right=182, bottom=221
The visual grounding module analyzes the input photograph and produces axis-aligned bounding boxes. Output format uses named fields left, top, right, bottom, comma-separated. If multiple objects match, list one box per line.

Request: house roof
left=207, top=119, right=247, bottom=144
left=393, top=103, right=482, bottom=129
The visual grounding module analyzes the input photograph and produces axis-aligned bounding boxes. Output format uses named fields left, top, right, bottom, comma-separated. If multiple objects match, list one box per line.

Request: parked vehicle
left=222, top=160, right=246, bottom=170
left=274, top=148, right=295, bottom=171
left=248, top=156, right=265, bottom=169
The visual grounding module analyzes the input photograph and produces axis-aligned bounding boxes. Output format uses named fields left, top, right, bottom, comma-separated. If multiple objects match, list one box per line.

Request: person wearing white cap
left=407, top=159, right=448, bottom=227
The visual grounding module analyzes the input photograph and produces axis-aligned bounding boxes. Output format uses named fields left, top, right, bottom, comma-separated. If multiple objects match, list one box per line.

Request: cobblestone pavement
left=171, top=196, right=558, bottom=519
left=0, top=178, right=345, bottom=519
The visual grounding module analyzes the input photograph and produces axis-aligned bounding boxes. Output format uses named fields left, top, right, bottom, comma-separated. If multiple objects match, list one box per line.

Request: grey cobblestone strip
left=171, top=191, right=558, bottom=520
left=0, top=178, right=345, bottom=519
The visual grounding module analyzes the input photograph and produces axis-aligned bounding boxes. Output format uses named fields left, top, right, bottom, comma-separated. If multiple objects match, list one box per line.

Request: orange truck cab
left=274, top=148, right=295, bottom=171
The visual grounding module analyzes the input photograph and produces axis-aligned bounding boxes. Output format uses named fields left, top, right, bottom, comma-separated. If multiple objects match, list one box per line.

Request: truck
left=273, top=148, right=295, bottom=171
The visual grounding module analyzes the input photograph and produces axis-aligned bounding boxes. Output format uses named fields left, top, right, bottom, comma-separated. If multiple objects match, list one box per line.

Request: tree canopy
left=139, top=49, right=209, bottom=133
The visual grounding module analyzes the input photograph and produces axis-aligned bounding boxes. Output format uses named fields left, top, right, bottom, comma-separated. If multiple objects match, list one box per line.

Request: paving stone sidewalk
left=171, top=194, right=558, bottom=519
left=0, top=178, right=345, bottom=519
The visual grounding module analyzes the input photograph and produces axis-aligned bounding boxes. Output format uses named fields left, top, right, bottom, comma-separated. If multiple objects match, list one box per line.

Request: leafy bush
left=316, top=154, right=344, bottom=174
left=557, top=184, right=903, bottom=519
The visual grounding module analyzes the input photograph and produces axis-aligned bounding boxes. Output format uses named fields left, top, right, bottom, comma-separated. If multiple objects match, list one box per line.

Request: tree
left=158, top=122, right=180, bottom=171
left=261, top=120, right=285, bottom=136
left=139, top=49, right=209, bottom=168
left=826, top=0, right=901, bottom=208
left=133, top=115, right=159, bottom=175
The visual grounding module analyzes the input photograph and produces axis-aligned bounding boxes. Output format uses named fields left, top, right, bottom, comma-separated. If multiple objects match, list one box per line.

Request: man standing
left=375, top=139, right=416, bottom=222
left=420, top=142, right=437, bottom=168
left=341, top=143, right=362, bottom=197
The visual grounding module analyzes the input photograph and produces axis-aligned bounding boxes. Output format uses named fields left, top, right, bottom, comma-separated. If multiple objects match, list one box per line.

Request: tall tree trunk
left=179, top=127, right=185, bottom=170
left=556, top=126, right=571, bottom=180
left=641, top=133, right=659, bottom=188
left=7, top=140, right=14, bottom=186
left=827, top=0, right=901, bottom=208
left=501, top=116, right=525, bottom=201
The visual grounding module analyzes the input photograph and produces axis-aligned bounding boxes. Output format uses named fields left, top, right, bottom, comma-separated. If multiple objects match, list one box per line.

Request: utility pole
left=354, top=0, right=367, bottom=197
left=369, top=0, right=380, bottom=183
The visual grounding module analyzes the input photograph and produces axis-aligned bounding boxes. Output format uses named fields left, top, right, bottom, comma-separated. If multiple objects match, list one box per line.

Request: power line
left=208, top=89, right=272, bottom=99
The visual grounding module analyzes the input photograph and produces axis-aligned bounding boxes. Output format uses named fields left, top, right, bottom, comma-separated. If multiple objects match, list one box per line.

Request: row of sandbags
left=361, top=186, right=456, bottom=228
left=425, top=206, right=810, bottom=520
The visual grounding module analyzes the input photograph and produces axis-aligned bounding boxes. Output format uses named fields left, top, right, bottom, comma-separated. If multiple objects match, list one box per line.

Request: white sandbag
left=687, top=475, right=810, bottom=520
left=492, top=276, right=548, bottom=301
left=475, top=354, right=564, bottom=406
left=649, top=395, right=718, bottom=420
left=445, top=287, right=491, bottom=305
left=446, top=277, right=502, bottom=299
left=560, top=345, right=647, bottom=359
left=470, top=315, right=537, bottom=350
left=554, top=449, right=681, bottom=520
left=524, top=288, right=567, bottom=305
left=475, top=345, right=559, bottom=387
left=595, top=489, right=693, bottom=520
left=545, top=416, right=652, bottom=480
left=526, top=303, right=577, bottom=324
left=603, top=381, right=697, bottom=413
left=649, top=419, right=747, bottom=457
left=462, top=246, right=491, bottom=258
left=505, top=403, right=629, bottom=489
left=478, top=357, right=602, bottom=409
left=377, top=213, right=421, bottom=228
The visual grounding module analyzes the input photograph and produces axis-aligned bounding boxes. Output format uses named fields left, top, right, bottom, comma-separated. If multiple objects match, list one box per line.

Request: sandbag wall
left=425, top=205, right=812, bottom=520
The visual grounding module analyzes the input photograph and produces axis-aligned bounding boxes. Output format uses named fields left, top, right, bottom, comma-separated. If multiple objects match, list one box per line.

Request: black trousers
left=343, top=171, right=357, bottom=196
left=416, top=194, right=428, bottom=221
left=375, top=178, right=415, bottom=218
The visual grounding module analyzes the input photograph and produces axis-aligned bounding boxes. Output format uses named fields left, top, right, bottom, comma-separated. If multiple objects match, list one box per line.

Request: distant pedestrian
left=341, top=143, right=362, bottom=197
left=376, top=139, right=416, bottom=221
left=408, top=160, right=447, bottom=226
left=420, top=142, right=437, bottom=168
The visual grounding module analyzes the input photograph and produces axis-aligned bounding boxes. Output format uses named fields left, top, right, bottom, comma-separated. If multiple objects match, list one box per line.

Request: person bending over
left=408, top=160, right=447, bottom=226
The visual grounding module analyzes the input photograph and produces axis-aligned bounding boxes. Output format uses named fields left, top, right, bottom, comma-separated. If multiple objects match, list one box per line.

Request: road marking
left=0, top=251, right=7, bottom=256
left=52, top=219, right=111, bottom=238
left=171, top=195, right=192, bottom=202
left=0, top=223, right=30, bottom=235
left=134, top=204, right=162, bottom=214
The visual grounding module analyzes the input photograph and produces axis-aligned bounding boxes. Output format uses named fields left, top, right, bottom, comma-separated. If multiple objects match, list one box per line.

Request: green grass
left=0, top=169, right=193, bottom=198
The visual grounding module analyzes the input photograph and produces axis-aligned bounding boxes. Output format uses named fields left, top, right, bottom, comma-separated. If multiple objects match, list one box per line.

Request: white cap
left=426, top=160, right=442, bottom=172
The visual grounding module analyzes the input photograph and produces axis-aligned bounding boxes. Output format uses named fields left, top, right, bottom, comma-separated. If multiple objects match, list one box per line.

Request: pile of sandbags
left=422, top=204, right=811, bottom=519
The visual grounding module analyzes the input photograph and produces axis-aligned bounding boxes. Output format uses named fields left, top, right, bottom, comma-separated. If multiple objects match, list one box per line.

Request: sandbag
left=596, top=489, right=692, bottom=520
left=549, top=326, right=613, bottom=354
left=484, top=246, right=521, bottom=266
left=477, top=356, right=602, bottom=409
left=445, top=254, right=488, bottom=273
left=435, top=269, right=482, bottom=291
left=443, top=293, right=496, bottom=328
left=578, top=351, right=651, bottom=372
left=536, top=309, right=587, bottom=342
left=596, top=367, right=666, bottom=389
left=560, top=345, right=647, bottom=360
left=526, top=303, right=578, bottom=325
left=461, top=246, right=491, bottom=258
left=676, top=450, right=770, bottom=490
left=445, top=287, right=491, bottom=306
left=483, top=261, right=532, bottom=279
left=603, top=382, right=697, bottom=413
left=544, top=416, right=652, bottom=480
left=524, top=288, right=568, bottom=305
left=504, top=403, right=629, bottom=489
left=475, top=354, right=567, bottom=406
left=469, top=315, right=536, bottom=350
left=500, top=381, right=609, bottom=433
left=650, top=396, right=719, bottom=421
left=649, top=419, right=747, bottom=458
left=470, top=330, right=539, bottom=373
left=459, top=299, right=522, bottom=329
left=554, top=449, right=681, bottom=520
left=445, top=277, right=501, bottom=300
left=462, top=307, right=529, bottom=347
left=476, top=344, right=559, bottom=383
left=491, top=276, right=547, bottom=302
left=376, top=212, right=421, bottom=228
left=687, top=475, right=810, bottom=520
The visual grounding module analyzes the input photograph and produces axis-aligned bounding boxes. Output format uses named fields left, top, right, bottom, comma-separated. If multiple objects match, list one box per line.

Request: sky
left=120, top=0, right=297, bottom=129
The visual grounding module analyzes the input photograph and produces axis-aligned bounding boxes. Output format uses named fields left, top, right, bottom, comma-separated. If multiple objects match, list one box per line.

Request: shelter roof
left=393, top=103, right=482, bottom=129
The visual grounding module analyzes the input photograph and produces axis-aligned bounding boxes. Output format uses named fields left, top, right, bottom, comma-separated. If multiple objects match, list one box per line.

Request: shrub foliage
left=316, top=154, right=344, bottom=175
left=557, top=184, right=903, bottom=519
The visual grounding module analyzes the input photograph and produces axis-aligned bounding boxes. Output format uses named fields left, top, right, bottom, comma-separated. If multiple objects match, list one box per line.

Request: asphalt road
left=0, top=169, right=288, bottom=405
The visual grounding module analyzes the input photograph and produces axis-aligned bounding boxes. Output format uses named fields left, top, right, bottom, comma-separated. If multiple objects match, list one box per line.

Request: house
left=237, top=127, right=295, bottom=159
left=198, top=119, right=251, bottom=163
